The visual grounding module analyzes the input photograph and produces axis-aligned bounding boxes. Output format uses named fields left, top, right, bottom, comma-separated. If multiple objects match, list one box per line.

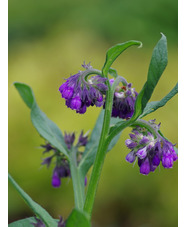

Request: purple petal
left=70, top=96, right=82, bottom=110
left=125, top=139, right=137, bottom=149
left=136, top=147, right=147, bottom=159
left=162, top=154, right=173, bottom=168
left=109, top=78, right=115, bottom=86
left=140, top=158, right=151, bottom=175
left=125, top=151, right=136, bottom=163
left=139, top=136, right=149, bottom=145
left=152, top=154, right=161, bottom=166
left=52, top=171, right=61, bottom=188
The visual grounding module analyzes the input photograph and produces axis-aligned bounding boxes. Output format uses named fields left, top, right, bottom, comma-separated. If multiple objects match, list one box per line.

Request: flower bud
left=125, top=151, right=136, bottom=163
left=52, top=170, right=61, bottom=188
left=140, top=158, right=151, bottom=175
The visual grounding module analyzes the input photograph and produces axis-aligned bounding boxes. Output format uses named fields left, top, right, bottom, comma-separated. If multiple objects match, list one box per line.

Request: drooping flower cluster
left=108, top=79, right=138, bottom=119
left=125, top=120, right=178, bottom=175
left=41, top=131, right=89, bottom=188
left=59, top=63, right=108, bottom=114
left=41, top=142, right=70, bottom=188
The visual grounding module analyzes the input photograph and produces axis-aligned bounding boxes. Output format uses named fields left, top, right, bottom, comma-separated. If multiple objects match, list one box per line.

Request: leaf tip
left=138, top=41, right=143, bottom=49
left=160, top=32, right=167, bottom=41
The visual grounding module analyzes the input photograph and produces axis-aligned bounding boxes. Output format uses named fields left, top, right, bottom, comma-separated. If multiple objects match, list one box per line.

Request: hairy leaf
left=14, top=82, right=68, bottom=157
left=8, top=174, right=57, bottom=227
left=102, top=40, right=142, bottom=76
left=140, top=83, right=178, bottom=118
left=132, top=33, right=168, bottom=120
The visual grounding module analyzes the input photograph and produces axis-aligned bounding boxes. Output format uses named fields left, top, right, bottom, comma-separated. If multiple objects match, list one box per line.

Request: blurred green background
left=8, top=0, right=178, bottom=226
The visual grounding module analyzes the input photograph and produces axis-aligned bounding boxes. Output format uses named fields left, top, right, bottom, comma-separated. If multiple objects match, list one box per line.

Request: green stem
left=83, top=75, right=130, bottom=217
left=69, top=149, right=85, bottom=210
left=83, top=82, right=113, bottom=217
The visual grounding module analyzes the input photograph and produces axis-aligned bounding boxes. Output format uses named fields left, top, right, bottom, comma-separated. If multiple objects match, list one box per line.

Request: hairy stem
left=83, top=81, right=113, bottom=218
left=83, top=75, right=130, bottom=217
left=69, top=149, right=85, bottom=210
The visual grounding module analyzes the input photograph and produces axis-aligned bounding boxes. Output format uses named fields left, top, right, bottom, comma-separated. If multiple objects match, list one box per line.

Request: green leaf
left=102, top=40, right=142, bottom=75
left=78, top=110, right=121, bottom=177
left=108, top=68, right=118, bottom=78
left=66, top=209, right=90, bottom=227
left=140, top=83, right=178, bottom=118
left=9, top=217, right=35, bottom=227
left=132, top=33, right=168, bottom=121
left=14, top=82, right=68, bottom=157
left=8, top=174, right=57, bottom=227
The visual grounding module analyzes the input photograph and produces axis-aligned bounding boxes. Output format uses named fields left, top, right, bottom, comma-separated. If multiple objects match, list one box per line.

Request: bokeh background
left=8, top=0, right=178, bottom=226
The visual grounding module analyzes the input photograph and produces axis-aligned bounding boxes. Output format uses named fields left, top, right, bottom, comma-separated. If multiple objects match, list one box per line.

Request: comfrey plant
left=9, top=34, right=178, bottom=227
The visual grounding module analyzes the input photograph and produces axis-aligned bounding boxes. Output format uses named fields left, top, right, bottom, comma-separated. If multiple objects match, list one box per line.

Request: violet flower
left=106, top=79, right=138, bottom=119
left=41, top=130, right=89, bottom=188
left=31, top=217, right=46, bottom=227
left=64, top=132, right=75, bottom=150
left=77, top=130, right=89, bottom=147
left=58, top=216, right=66, bottom=227
left=125, top=121, right=178, bottom=175
left=59, top=63, right=108, bottom=114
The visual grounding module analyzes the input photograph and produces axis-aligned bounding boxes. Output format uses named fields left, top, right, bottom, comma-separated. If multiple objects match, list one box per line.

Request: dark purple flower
left=106, top=81, right=138, bottom=119
left=140, top=158, right=151, bottom=175
left=62, top=86, right=74, bottom=99
left=152, top=153, right=161, bottom=166
left=31, top=217, right=45, bottom=227
left=41, top=143, right=54, bottom=154
left=76, top=104, right=87, bottom=114
left=136, top=147, right=147, bottom=159
left=70, top=96, right=82, bottom=110
left=59, top=63, right=108, bottom=114
left=57, top=164, right=70, bottom=178
left=139, top=136, right=149, bottom=145
left=109, top=78, right=115, bottom=86
left=84, top=176, right=87, bottom=186
left=125, top=120, right=178, bottom=175
left=125, top=151, right=136, bottom=163
left=64, top=132, right=75, bottom=150
left=162, top=154, right=173, bottom=168
left=172, top=149, right=178, bottom=161
left=52, top=169, right=61, bottom=188
left=41, top=156, right=53, bottom=168
left=125, top=139, right=137, bottom=149
left=77, top=131, right=89, bottom=147
left=58, top=216, right=66, bottom=227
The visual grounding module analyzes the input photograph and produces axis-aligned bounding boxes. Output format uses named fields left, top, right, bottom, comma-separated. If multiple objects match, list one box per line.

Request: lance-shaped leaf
left=140, top=83, right=178, bottom=118
left=107, top=34, right=169, bottom=144
left=14, top=82, right=68, bottom=157
left=78, top=110, right=121, bottom=177
left=8, top=174, right=57, bottom=227
left=131, top=33, right=168, bottom=121
left=102, top=40, right=142, bottom=76
left=66, top=209, right=90, bottom=227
